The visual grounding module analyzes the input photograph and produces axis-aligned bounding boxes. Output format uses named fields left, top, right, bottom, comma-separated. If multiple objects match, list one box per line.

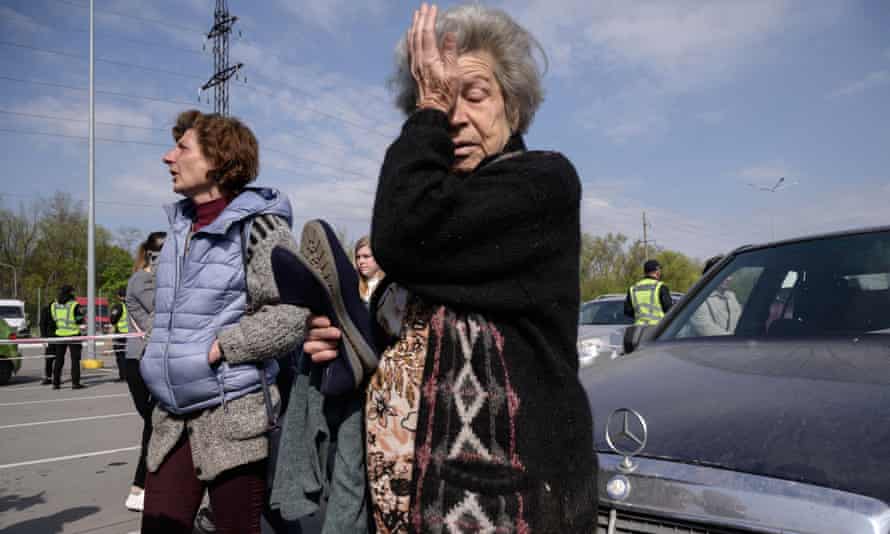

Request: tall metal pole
left=642, top=212, right=649, bottom=261
left=86, top=0, right=96, bottom=357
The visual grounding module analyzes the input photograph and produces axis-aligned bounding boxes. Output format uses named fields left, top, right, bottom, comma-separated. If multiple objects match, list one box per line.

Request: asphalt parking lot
left=0, top=343, right=321, bottom=534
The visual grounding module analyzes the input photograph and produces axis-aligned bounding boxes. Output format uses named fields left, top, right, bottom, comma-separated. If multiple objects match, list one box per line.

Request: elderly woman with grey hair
left=304, top=3, right=597, bottom=532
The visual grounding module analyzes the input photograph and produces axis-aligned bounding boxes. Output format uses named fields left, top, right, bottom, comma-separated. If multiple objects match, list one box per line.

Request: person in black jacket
left=303, top=4, right=597, bottom=532
left=38, top=301, right=56, bottom=385
left=108, top=288, right=128, bottom=381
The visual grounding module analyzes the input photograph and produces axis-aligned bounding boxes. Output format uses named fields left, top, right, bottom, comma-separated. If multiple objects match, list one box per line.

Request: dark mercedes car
left=581, top=226, right=890, bottom=533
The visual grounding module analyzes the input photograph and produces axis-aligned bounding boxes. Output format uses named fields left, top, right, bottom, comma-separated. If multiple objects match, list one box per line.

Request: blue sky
left=1, top=0, right=888, bottom=259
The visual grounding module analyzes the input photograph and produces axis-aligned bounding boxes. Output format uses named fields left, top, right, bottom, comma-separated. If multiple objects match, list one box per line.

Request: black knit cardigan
left=372, top=109, right=597, bottom=532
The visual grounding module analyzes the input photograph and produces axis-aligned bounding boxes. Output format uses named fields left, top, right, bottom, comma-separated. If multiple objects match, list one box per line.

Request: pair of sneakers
left=272, top=220, right=378, bottom=396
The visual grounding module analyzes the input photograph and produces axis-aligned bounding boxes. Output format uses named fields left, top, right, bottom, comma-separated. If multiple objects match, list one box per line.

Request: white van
left=0, top=299, right=29, bottom=337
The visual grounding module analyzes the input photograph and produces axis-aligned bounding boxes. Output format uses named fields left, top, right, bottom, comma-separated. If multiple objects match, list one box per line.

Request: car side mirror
left=623, top=325, right=655, bottom=354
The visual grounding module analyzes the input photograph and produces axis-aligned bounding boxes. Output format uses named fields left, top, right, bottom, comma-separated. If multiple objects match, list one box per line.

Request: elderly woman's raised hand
left=409, top=3, right=459, bottom=114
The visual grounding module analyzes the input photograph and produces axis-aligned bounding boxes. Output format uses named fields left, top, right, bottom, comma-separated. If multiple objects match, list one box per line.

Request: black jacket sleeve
left=39, top=305, right=55, bottom=338
left=624, top=290, right=635, bottom=319
left=660, top=285, right=673, bottom=313
left=109, top=303, right=123, bottom=325
left=371, top=109, right=581, bottom=315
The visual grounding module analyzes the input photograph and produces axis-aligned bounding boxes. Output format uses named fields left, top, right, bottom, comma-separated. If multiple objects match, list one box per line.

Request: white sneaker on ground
left=125, top=489, right=144, bottom=512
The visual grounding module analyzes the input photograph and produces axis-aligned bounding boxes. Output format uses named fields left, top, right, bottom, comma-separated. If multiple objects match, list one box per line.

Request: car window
left=671, top=267, right=763, bottom=338
left=579, top=300, right=633, bottom=325
left=0, top=306, right=24, bottom=319
left=661, top=230, right=890, bottom=340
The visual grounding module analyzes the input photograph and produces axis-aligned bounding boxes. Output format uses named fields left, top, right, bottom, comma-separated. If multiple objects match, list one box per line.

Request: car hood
left=3, top=318, right=25, bottom=330
left=578, top=324, right=627, bottom=341
left=580, top=337, right=890, bottom=504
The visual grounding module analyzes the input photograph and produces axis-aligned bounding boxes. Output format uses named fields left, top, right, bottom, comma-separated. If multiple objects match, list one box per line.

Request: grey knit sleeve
left=126, top=271, right=154, bottom=331
left=217, top=215, right=309, bottom=365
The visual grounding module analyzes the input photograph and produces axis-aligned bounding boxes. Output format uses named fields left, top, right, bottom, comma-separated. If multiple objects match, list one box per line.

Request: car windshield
left=661, top=230, right=890, bottom=340
left=580, top=300, right=632, bottom=325
left=0, top=306, right=23, bottom=319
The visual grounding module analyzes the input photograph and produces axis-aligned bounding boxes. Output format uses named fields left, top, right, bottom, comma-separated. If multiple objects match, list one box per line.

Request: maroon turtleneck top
left=193, top=197, right=229, bottom=231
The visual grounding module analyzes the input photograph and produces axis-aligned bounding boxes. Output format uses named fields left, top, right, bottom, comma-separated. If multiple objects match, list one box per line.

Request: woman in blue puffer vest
left=139, top=110, right=308, bottom=534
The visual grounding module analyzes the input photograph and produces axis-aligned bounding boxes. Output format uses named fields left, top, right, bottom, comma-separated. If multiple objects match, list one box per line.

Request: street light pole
left=86, top=0, right=96, bottom=357
left=0, top=262, right=17, bottom=298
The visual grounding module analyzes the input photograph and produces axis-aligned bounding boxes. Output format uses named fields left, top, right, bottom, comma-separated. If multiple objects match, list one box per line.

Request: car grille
left=597, top=508, right=759, bottom=534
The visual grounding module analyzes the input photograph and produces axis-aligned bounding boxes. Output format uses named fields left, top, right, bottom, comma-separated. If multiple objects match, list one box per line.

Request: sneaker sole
left=300, top=221, right=378, bottom=382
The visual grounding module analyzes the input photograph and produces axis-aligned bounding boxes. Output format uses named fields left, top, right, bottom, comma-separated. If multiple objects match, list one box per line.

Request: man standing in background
left=51, top=285, right=84, bottom=389
left=625, top=260, right=674, bottom=325
left=109, top=287, right=128, bottom=382
left=39, top=298, right=56, bottom=385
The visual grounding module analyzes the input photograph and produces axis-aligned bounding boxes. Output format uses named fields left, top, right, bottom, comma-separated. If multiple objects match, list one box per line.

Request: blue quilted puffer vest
left=141, top=187, right=292, bottom=415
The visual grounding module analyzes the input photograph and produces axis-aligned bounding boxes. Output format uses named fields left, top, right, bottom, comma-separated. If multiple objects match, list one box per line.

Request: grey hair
left=391, top=4, right=547, bottom=134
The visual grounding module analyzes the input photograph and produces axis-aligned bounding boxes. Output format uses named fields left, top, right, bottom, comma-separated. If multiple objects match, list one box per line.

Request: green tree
left=579, top=232, right=702, bottom=301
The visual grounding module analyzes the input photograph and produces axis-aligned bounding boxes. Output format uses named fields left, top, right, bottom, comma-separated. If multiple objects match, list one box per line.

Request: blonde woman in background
left=354, top=236, right=384, bottom=304
left=124, top=231, right=166, bottom=512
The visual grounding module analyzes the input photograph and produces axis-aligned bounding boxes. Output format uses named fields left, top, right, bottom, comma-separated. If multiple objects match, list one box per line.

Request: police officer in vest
left=625, top=259, right=674, bottom=325
left=109, top=287, right=128, bottom=381
left=51, top=285, right=85, bottom=389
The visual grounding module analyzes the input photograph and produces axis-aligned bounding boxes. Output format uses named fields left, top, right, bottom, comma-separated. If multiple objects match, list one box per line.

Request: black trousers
left=44, top=352, right=54, bottom=379
left=114, top=339, right=127, bottom=380
left=53, top=342, right=82, bottom=386
left=125, top=359, right=153, bottom=489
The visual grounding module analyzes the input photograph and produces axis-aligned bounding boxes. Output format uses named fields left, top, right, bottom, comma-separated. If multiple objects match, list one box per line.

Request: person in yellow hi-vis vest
left=624, top=259, right=674, bottom=325
left=51, top=285, right=84, bottom=389
left=109, top=287, right=129, bottom=381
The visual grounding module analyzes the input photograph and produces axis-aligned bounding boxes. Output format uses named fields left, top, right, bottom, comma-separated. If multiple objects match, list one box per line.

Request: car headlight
left=577, top=337, right=602, bottom=367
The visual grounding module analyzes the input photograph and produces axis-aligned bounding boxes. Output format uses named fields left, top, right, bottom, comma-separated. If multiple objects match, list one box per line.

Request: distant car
left=0, top=299, right=29, bottom=338
left=582, top=226, right=890, bottom=532
left=0, top=317, right=22, bottom=385
left=577, top=291, right=685, bottom=367
left=577, top=294, right=631, bottom=367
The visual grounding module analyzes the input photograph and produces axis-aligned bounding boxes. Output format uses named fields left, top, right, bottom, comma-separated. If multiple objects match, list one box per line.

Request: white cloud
left=514, top=0, right=790, bottom=86
left=829, top=70, right=890, bottom=98
left=0, top=6, right=50, bottom=35
left=506, top=0, right=795, bottom=141
left=275, top=0, right=387, bottom=34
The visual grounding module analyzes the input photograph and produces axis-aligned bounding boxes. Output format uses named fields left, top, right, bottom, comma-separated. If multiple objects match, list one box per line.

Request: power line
left=0, top=75, right=203, bottom=107
left=263, top=146, right=374, bottom=181
left=0, top=126, right=377, bottom=190
left=49, top=0, right=206, bottom=35
left=242, top=70, right=399, bottom=135
left=0, top=109, right=169, bottom=132
left=235, top=35, right=395, bottom=111
left=0, top=127, right=168, bottom=148
left=0, top=7, right=206, bottom=55
left=0, top=41, right=205, bottom=81
left=0, top=108, right=384, bottom=167
left=0, top=191, right=164, bottom=209
left=235, top=82, right=393, bottom=140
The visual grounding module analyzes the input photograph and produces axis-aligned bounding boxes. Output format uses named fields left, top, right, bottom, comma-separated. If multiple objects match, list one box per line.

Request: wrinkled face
left=162, top=129, right=214, bottom=198
left=355, top=246, right=380, bottom=279
left=449, top=51, right=514, bottom=174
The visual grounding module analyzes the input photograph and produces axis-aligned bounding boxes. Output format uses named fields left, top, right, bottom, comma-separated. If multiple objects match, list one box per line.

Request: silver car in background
left=578, top=292, right=683, bottom=368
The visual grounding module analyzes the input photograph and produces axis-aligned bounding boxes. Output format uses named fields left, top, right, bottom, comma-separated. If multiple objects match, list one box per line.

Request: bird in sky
left=748, top=177, right=799, bottom=192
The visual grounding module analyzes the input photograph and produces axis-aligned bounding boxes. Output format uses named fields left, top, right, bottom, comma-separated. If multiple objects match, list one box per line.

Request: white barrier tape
left=0, top=332, right=143, bottom=345
left=3, top=350, right=120, bottom=360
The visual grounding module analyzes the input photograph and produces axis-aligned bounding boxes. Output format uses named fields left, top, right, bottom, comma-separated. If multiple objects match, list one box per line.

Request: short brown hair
left=172, top=110, right=259, bottom=195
